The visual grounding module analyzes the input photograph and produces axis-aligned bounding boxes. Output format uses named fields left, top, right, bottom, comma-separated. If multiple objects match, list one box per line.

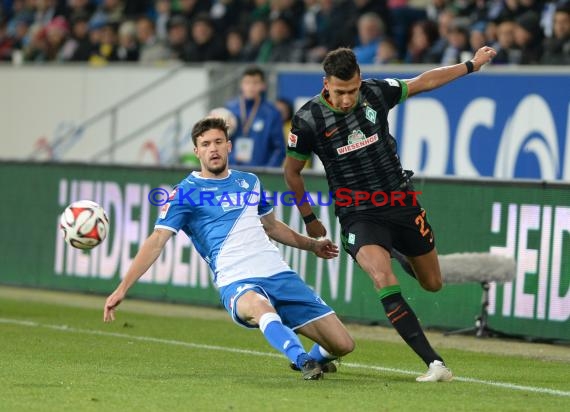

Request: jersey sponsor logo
left=324, top=127, right=339, bottom=138
left=159, top=202, right=170, bottom=219
left=216, top=192, right=246, bottom=212
left=288, top=132, right=298, bottom=147
left=337, top=133, right=379, bottom=155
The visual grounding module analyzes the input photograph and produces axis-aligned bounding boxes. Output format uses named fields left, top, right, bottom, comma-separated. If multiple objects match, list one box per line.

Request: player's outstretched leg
left=259, top=312, right=323, bottom=380
left=380, top=285, right=453, bottom=382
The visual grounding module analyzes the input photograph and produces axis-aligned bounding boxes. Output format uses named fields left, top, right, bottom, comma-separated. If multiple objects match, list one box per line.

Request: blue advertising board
left=277, top=70, right=570, bottom=181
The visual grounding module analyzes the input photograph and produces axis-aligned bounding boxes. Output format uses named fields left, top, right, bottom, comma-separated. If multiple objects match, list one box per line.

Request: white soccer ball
left=60, top=200, right=109, bottom=250
left=207, top=107, right=238, bottom=136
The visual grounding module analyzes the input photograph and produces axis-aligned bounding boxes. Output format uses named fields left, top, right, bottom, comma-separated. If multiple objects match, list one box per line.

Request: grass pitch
left=0, top=286, right=568, bottom=412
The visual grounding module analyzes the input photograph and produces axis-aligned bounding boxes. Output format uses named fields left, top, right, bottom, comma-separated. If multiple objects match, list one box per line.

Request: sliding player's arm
left=103, top=228, right=173, bottom=322
left=261, top=211, right=338, bottom=259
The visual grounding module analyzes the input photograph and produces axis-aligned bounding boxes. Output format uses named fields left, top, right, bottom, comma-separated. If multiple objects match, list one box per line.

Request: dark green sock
left=379, top=288, right=443, bottom=366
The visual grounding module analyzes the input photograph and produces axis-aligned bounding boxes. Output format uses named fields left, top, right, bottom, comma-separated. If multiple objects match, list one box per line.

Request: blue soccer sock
left=308, top=344, right=337, bottom=364
left=259, top=312, right=307, bottom=367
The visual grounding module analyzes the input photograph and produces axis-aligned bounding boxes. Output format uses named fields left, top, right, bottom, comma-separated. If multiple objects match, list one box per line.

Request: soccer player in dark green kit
left=284, top=45, right=497, bottom=382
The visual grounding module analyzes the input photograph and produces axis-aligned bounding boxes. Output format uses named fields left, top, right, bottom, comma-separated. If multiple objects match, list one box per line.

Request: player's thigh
left=235, top=290, right=277, bottom=325
left=341, top=217, right=398, bottom=289
left=296, top=313, right=355, bottom=356
left=407, top=248, right=442, bottom=292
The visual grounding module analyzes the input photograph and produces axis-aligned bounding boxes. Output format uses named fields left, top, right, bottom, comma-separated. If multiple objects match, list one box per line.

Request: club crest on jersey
left=235, top=178, right=249, bottom=189
left=347, top=129, right=366, bottom=144
left=365, top=106, right=377, bottom=124
left=288, top=132, right=298, bottom=147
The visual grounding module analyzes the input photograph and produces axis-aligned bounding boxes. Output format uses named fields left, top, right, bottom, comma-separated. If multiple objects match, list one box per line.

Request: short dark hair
left=242, top=65, right=266, bottom=82
left=191, top=117, right=228, bottom=146
left=323, top=48, right=360, bottom=80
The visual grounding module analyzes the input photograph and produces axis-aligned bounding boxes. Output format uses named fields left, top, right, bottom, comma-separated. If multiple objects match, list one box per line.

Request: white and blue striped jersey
left=155, top=170, right=290, bottom=288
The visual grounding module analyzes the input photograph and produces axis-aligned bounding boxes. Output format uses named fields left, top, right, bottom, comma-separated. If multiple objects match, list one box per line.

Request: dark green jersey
left=287, top=78, right=412, bottom=219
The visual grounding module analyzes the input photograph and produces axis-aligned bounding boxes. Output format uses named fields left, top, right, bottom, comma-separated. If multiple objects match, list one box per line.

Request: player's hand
left=471, top=46, right=497, bottom=71
left=306, top=219, right=326, bottom=238
left=312, top=238, right=339, bottom=259
left=103, top=289, right=125, bottom=322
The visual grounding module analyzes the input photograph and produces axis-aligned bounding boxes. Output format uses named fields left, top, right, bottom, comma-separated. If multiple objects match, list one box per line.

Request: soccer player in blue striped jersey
left=103, top=117, right=354, bottom=380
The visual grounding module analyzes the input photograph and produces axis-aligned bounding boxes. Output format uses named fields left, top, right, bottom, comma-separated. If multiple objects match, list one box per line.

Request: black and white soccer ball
left=60, top=200, right=109, bottom=250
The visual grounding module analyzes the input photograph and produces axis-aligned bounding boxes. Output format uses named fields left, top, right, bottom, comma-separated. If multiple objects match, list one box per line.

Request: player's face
left=194, top=128, right=232, bottom=178
left=324, top=73, right=361, bottom=112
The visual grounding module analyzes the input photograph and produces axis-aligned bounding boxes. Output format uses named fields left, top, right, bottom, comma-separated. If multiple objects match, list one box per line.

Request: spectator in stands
left=59, top=12, right=92, bottom=61
left=33, top=0, right=58, bottom=27
left=210, top=0, right=244, bottom=33
left=135, top=15, right=170, bottom=63
left=186, top=13, right=226, bottom=61
left=225, top=66, right=286, bottom=167
left=116, top=20, right=139, bottom=61
left=7, top=0, right=34, bottom=37
left=268, top=0, right=304, bottom=38
left=154, top=0, right=172, bottom=41
left=89, top=21, right=119, bottom=64
left=299, top=0, right=334, bottom=63
left=374, top=36, right=399, bottom=64
left=425, top=7, right=454, bottom=63
left=240, top=19, right=265, bottom=62
left=225, top=27, right=246, bottom=62
left=166, top=14, right=190, bottom=62
left=44, top=16, right=69, bottom=61
left=492, top=19, right=519, bottom=64
left=246, top=0, right=271, bottom=25
left=90, top=0, right=125, bottom=26
left=0, top=19, right=14, bottom=61
left=513, top=10, right=543, bottom=64
left=60, top=0, right=96, bottom=22
left=439, top=23, right=471, bottom=64
left=177, top=0, right=212, bottom=22
left=387, top=0, right=427, bottom=59
left=23, top=23, right=46, bottom=62
left=256, top=16, right=304, bottom=63
left=352, top=12, right=385, bottom=64
left=404, top=19, right=439, bottom=63
left=426, top=0, right=447, bottom=22
left=541, top=3, right=570, bottom=65
left=7, top=14, right=32, bottom=55
left=469, top=21, right=489, bottom=54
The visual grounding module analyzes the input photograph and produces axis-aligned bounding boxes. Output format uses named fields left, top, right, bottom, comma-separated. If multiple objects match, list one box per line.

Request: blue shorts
left=219, top=271, right=334, bottom=330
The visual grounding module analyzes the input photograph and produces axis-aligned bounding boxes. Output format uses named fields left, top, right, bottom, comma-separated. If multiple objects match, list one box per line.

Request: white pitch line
left=2, top=317, right=569, bottom=398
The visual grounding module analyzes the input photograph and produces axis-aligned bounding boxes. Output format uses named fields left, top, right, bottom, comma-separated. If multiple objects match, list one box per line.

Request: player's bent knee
left=419, top=275, right=442, bottom=292
left=332, top=336, right=355, bottom=356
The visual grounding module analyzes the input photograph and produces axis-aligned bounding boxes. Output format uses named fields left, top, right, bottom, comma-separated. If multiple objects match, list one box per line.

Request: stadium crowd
left=0, top=0, right=568, bottom=65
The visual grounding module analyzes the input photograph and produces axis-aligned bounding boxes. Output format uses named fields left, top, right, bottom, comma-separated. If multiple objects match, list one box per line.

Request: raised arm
left=103, top=228, right=173, bottom=322
left=283, top=156, right=327, bottom=238
left=405, top=46, right=497, bottom=98
left=260, top=211, right=338, bottom=259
